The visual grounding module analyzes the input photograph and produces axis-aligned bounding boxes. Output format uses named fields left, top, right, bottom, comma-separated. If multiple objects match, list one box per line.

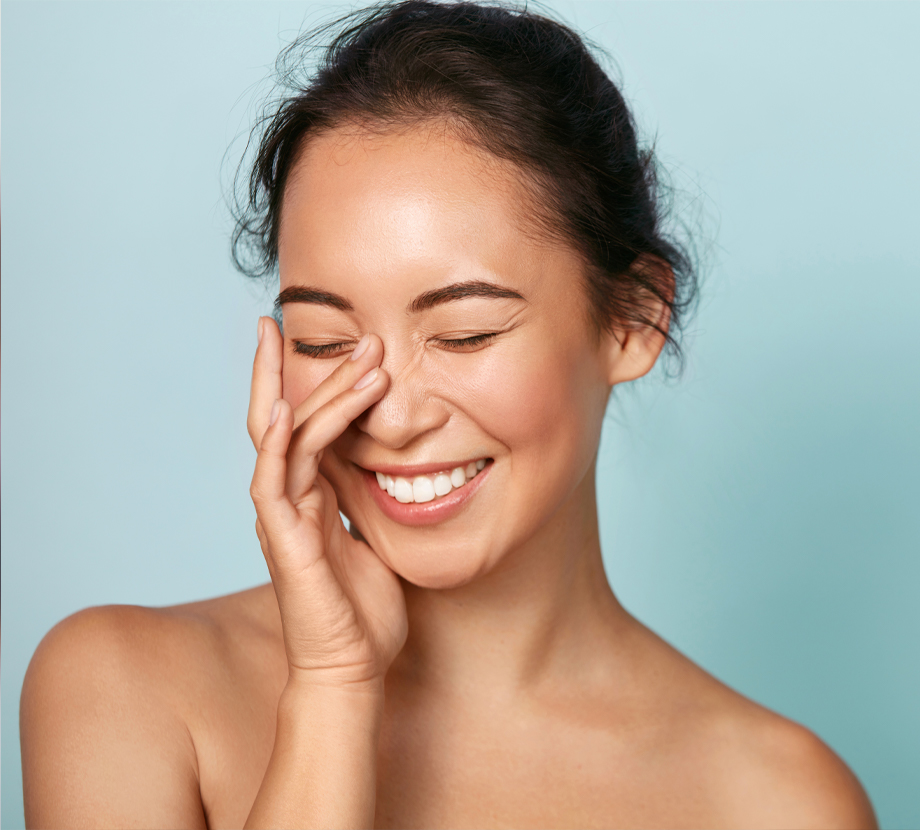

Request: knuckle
left=249, top=482, right=266, bottom=504
left=258, top=430, right=284, bottom=456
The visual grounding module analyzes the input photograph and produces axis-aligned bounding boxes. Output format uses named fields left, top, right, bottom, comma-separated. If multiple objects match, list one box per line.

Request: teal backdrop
left=3, top=2, right=919, bottom=826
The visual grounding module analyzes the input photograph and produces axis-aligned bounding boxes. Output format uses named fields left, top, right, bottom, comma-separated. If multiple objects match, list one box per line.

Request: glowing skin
left=278, top=125, right=618, bottom=589
left=18, top=119, right=877, bottom=830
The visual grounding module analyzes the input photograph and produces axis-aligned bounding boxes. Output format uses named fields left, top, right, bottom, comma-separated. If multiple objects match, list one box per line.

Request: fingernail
left=258, top=318, right=264, bottom=344
left=269, top=399, right=282, bottom=426
left=353, top=368, right=378, bottom=390
left=350, top=334, right=370, bottom=361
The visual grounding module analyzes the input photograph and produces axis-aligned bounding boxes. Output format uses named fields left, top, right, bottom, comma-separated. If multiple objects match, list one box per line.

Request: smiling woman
left=17, top=1, right=880, bottom=828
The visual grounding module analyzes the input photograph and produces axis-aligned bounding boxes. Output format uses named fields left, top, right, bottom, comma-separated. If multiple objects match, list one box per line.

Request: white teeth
left=374, top=460, right=489, bottom=505
left=394, top=478, right=414, bottom=503
left=412, top=476, right=435, bottom=503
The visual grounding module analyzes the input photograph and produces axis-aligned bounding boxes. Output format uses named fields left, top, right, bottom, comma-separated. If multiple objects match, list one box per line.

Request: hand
left=247, top=317, right=407, bottom=689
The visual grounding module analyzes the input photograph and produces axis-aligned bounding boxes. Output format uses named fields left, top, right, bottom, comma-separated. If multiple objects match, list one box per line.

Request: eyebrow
left=407, top=280, right=526, bottom=313
left=275, top=286, right=353, bottom=312
left=275, top=279, right=526, bottom=314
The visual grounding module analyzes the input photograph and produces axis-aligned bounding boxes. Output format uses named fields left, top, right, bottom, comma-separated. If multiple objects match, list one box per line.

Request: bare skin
left=20, top=124, right=877, bottom=829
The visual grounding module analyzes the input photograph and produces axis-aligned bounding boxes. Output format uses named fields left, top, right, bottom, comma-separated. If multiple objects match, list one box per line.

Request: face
left=277, top=123, right=618, bottom=589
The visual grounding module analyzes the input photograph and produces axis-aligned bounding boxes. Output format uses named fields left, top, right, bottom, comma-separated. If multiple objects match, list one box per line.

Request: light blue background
left=3, top=2, right=919, bottom=827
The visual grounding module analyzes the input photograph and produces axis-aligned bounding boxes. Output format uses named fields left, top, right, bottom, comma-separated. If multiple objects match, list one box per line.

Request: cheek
left=455, top=337, right=606, bottom=463
left=282, top=354, right=346, bottom=408
left=439, top=338, right=607, bottom=558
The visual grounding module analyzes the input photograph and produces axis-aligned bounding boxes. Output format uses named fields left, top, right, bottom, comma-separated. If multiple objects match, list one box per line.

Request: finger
left=247, top=317, right=283, bottom=449
left=250, top=398, right=303, bottom=554
left=254, top=517, right=277, bottom=580
left=286, top=367, right=390, bottom=501
left=290, top=333, right=385, bottom=431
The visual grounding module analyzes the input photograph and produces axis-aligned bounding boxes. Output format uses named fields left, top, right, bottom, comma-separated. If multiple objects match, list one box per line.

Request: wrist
left=285, top=665, right=386, bottom=698
left=279, top=671, right=385, bottom=729
left=248, top=667, right=383, bottom=828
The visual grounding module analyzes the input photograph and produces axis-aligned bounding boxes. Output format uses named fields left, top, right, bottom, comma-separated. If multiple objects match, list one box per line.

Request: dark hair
left=232, top=0, right=698, bottom=369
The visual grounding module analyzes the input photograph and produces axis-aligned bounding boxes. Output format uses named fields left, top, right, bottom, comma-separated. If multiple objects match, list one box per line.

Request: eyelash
left=292, top=342, right=351, bottom=358
left=435, top=333, right=498, bottom=350
left=292, top=333, right=498, bottom=358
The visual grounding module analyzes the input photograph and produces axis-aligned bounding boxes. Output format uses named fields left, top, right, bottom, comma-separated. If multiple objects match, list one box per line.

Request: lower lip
left=361, top=463, right=492, bottom=526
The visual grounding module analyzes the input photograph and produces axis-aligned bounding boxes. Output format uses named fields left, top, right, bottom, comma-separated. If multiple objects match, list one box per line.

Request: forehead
left=277, top=123, right=565, bottom=301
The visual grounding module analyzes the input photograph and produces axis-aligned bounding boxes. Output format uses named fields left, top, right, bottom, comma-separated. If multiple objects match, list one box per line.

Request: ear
left=601, top=256, right=673, bottom=386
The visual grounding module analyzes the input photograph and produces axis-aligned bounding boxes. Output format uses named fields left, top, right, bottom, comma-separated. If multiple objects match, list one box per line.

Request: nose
left=354, top=356, right=449, bottom=449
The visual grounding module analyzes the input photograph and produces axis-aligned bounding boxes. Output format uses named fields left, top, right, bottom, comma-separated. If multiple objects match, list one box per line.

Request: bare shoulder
left=624, top=621, right=877, bottom=829
left=20, top=584, right=282, bottom=828
left=714, top=706, right=879, bottom=830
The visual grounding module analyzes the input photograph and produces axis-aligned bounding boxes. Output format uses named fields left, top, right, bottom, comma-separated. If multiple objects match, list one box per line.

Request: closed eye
left=292, top=333, right=499, bottom=357
left=292, top=341, right=353, bottom=358
left=434, top=333, right=498, bottom=351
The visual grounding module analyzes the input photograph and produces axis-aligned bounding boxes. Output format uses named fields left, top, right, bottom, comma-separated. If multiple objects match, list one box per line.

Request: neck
left=389, top=464, right=629, bottom=699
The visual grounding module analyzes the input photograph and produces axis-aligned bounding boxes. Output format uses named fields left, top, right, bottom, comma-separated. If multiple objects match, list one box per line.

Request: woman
left=20, top=1, right=877, bottom=827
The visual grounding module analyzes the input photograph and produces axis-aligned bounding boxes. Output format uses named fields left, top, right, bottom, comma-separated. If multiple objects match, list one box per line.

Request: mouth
left=357, top=458, right=493, bottom=526
left=371, top=459, right=488, bottom=504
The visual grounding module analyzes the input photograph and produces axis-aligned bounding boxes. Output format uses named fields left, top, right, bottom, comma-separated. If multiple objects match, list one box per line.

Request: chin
left=361, top=520, right=502, bottom=590
left=387, top=542, right=494, bottom=590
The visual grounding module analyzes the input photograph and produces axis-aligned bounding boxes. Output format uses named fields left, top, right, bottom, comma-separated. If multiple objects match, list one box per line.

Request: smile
left=373, top=459, right=488, bottom=504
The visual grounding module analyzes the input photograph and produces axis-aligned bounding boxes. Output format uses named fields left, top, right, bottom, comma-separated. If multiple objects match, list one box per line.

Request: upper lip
left=354, top=458, right=489, bottom=477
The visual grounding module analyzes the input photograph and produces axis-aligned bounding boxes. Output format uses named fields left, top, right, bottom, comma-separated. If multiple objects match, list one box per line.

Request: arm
left=243, top=319, right=406, bottom=827
left=245, top=679, right=382, bottom=828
